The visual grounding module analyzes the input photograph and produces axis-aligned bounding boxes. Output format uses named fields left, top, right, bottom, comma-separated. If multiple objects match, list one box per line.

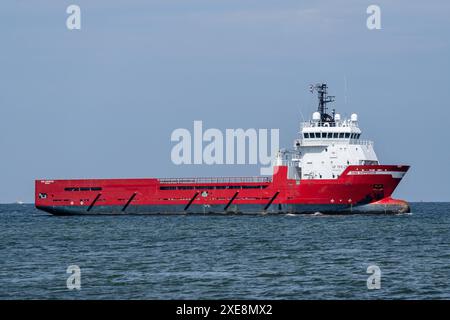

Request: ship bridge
left=279, top=83, right=379, bottom=180
left=296, top=113, right=368, bottom=147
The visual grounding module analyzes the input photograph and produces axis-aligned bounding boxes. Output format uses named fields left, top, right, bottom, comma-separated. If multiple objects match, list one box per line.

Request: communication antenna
left=299, top=106, right=306, bottom=123
left=309, top=83, right=335, bottom=123
left=344, top=75, right=348, bottom=107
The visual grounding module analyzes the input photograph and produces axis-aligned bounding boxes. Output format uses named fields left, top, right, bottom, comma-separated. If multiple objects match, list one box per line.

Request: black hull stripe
left=36, top=202, right=410, bottom=216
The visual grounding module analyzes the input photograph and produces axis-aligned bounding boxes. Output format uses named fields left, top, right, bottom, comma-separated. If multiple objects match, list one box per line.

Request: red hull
left=35, top=165, right=410, bottom=215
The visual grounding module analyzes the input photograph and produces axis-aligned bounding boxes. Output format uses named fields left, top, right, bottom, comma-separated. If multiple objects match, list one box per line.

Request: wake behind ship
left=35, top=83, right=410, bottom=215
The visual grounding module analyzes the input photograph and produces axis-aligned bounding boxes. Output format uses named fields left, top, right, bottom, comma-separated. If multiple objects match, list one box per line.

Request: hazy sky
left=1, top=0, right=449, bottom=203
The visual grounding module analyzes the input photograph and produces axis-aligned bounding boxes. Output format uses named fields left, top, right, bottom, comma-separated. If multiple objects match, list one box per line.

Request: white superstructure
left=277, top=83, right=379, bottom=180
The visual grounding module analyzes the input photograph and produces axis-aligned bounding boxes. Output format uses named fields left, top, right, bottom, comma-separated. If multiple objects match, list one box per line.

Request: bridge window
left=345, top=133, right=350, bottom=138
left=315, top=132, right=321, bottom=138
left=304, top=133, right=309, bottom=138
left=333, top=132, right=338, bottom=138
left=321, top=132, right=327, bottom=138
left=327, top=132, right=333, bottom=138
left=339, top=133, right=345, bottom=138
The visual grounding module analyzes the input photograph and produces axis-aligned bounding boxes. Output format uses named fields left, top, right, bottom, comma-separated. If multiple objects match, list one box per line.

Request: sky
left=1, top=0, right=449, bottom=203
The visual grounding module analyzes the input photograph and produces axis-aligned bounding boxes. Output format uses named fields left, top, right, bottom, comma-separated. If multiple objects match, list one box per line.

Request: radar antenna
left=309, top=83, right=335, bottom=124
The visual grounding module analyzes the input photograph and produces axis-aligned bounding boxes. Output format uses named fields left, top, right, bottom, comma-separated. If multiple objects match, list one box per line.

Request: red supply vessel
left=35, top=84, right=409, bottom=215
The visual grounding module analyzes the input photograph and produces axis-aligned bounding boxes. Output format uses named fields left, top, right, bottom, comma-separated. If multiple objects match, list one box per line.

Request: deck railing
left=301, top=120, right=359, bottom=128
left=298, top=138, right=373, bottom=146
left=349, top=139, right=373, bottom=146
left=159, top=176, right=272, bottom=184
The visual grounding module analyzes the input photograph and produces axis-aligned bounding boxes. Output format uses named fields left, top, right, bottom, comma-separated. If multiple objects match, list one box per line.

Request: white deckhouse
left=275, top=83, right=379, bottom=180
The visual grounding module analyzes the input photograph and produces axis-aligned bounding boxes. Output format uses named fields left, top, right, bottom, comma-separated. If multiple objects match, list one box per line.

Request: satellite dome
left=334, top=113, right=341, bottom=121
left=351, top=113, right=358, bottom=122
left=312, top=112, right=321, bottom=121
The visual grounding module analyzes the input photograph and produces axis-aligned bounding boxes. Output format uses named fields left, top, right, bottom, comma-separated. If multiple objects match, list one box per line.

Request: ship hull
left=36, top=197, right=409, bottom=216
left=35, top=165, right=410, bottom=216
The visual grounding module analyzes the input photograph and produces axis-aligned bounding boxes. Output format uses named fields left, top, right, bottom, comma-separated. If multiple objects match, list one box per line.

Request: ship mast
left=309, top=83, right=335, bottom=124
